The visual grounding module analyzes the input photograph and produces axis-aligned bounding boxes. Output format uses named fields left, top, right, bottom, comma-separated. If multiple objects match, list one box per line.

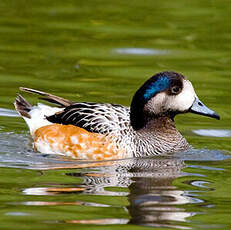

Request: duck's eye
left=171, top=86, right=181, bottom=94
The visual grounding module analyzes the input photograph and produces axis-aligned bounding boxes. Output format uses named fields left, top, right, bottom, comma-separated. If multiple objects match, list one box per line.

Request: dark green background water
left=0, top=0, right=231, bottom=229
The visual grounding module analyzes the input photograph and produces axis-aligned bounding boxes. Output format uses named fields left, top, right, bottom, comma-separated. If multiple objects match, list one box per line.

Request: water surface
left=0, top=0, right=231, bottom=229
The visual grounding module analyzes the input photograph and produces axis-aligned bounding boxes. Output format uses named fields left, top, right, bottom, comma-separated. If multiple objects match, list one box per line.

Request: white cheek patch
left=144, top=80, right=196, bottom=115
left=144, top=92, right=167, bottom=114
left=167, top=80, right=196, bottom=112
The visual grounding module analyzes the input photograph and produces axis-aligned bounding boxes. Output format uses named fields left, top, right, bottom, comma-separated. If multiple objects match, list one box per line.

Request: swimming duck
left=14, top=71, right=220, bottom=160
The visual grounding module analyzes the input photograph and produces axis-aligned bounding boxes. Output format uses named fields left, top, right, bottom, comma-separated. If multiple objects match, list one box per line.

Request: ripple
left=66, top=218, right=129, bottom=225
left=16, top=201, right=110, bottom=207
left=5, top=212, right=30, bottom=216
left=1, top=131, right=220, bottom=230
left=114, top=48, right=168, bottom=55
left=177, top=149, right=229, bottom=161
left=193, top=129, right=231, bottom=137
left=191, top=180, right=210, bottom=188
left=22, top=187, right=85, bottom=196
left=0, top=108, right=19, bottom=117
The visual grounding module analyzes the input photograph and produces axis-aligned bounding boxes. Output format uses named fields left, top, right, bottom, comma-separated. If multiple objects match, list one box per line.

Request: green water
left=0, top=0, right=231, bottom=229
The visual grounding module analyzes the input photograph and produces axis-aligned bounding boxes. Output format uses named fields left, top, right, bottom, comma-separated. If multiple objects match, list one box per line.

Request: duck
left=14, top=71, right=220, bottom=160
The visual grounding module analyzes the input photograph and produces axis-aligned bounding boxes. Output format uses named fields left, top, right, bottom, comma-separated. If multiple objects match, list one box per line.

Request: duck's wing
left=46, top=102, right=130, bottom=135
left=19, top=87, right=131, bottom=135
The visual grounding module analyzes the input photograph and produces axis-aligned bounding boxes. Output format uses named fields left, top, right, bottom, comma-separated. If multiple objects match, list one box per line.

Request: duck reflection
left=23, top=157, right=196, bottom=228
left=127, top=162, right=193, bottom=228
left=123, top=158, right=194, bottom=228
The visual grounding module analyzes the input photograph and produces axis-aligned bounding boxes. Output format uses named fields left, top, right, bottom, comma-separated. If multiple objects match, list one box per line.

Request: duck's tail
left=14, top=88, right=67, bottom=135
left=19, top=87, right=72, bottom=107
left=14, top=94, right=32, bottom=119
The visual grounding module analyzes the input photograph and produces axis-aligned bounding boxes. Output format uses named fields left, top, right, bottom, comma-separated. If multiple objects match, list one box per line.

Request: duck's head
left=130, top=71, right=220, bottom=130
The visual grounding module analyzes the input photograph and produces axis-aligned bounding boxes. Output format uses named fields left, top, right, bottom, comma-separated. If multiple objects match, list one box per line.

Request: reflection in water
left=66, top=218, right=129, bottom=225
left=1, top=133, right=226, bottom=228
left=126, top=159, right=195, bottom=229
left=193, top=129, right=231, bottom=137
left=19, top=201, right=110, bottom=207
left=114, top=48, right=168, bottom=55
left=22, top=157, right=197, bottom=228
left=0, top=108, right=19, bottom=117
left=128, top=175, right=194, bottom=229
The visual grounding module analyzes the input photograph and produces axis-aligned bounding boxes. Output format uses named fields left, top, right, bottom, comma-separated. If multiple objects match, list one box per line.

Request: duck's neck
left=142, top=116, right=176, bottom=133
left=133, top=116, right=189, bottom=156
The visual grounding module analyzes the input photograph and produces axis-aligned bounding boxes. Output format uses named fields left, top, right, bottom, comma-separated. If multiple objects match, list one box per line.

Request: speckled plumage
left=45, top=102, right=189, bottom=157
left=14, top=71, right=220, bottom=160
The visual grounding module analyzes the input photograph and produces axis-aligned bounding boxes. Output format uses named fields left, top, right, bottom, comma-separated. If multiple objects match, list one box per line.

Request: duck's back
left=47, top=102, right=131, bottom=136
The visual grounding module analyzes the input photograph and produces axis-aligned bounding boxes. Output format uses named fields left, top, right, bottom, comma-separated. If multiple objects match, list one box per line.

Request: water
left=0, top=0, right=231, bottom=229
